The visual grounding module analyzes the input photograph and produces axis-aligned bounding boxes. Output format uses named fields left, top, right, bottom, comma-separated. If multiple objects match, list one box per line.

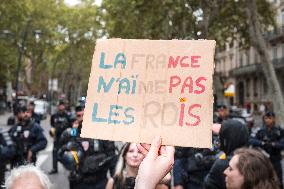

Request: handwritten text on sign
left=82, top=39, right=215, bottom=147
left=93, top=53, right=206, bottom=126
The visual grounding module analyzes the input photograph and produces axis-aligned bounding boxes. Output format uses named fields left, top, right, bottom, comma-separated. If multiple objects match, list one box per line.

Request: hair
left=29, top=102, right=35, bottom=106
left=264, top=111, right=275, bottom=118
left=4, top=164, right=52, bottom=189
left=234, top=148, right=280, bottom=189
left=75, top=105, right=85, bottom=112
left=112, top=143, right=131, bottom=189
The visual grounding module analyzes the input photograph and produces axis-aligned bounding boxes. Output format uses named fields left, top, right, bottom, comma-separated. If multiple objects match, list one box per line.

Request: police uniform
left=0, top=129, right=16, bottom=188
left=204, top=119, right=249, bottom=189
left=58, top=126, right=117, bottom=189
left=9, top=119, right=47, bottom=167
left=50, top=111, right=71, bottom=172
left=174, top=147, right=216, bottom=189
left=31, top=112, right=41, bottom=124
left=249, top=125, right=284, bottom=186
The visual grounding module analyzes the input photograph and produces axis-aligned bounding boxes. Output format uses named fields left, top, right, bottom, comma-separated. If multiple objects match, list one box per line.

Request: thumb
left=147, top=136, right=161, bottom=159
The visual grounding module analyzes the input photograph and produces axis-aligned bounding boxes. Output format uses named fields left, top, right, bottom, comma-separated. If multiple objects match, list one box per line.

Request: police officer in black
left=249, top=111, right=284, bottom=187
left=174, top=146, right=217, bottom=189
left=0, top=128, right=16, bottom=188
left=27, top=101, right=41, bottom=124
left=49, top=101, right=71, bottom=174
left=58, top=105, right=117, bottom=189
left=9, top=106, right=47, bottom=167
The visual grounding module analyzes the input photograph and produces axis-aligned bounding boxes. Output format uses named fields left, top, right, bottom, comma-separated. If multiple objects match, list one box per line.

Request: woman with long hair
left=224, top=148, right=280, bottom=189
left=106, top=142, right=170, bottom=189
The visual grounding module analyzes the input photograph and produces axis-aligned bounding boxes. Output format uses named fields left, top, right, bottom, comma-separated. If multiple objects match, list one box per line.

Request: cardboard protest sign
left=81, top=39, right=215, bottom=148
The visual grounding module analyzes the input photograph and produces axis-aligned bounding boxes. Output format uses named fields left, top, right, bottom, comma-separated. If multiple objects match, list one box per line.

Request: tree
left=245, top=0, right=284, bottom=125
left=101, top=0, right=284, bottom=125
left=0, top=0, right=101, bottom=105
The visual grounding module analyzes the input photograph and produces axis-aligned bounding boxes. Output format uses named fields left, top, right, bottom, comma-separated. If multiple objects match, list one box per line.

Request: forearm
left=135, top=174, right=156, bottom=189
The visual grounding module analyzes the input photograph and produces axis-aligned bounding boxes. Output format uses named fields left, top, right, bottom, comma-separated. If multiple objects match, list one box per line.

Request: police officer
left=58, top=105, right=117, bottom=189
left=9, top=106, right=47, bottom=167
left=249, top=111, right=284, bottom=187
left=27, top=101, right=41, bottom=124
left=174, top=147, right=217, bottom=189
left=0, top=128, right=16, bottom=188
left=49, top=101, right=71, bottom=174
left=204, top=119, right=249, bottom=189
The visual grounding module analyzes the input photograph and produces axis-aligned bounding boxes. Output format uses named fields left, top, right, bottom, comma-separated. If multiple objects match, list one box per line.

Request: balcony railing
left=264, top=26, right=284, bottom=43
left=230, top=57, right=284, bottom=76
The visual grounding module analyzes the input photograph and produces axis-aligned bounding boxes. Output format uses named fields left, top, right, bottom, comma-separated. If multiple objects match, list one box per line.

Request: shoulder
left=211, top=157, right=229, bottom=172
left=31, top=122, right=44, bottom=132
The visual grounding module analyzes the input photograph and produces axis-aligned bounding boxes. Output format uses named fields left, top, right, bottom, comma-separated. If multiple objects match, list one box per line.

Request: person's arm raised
left=135, top=136, right=175, bottom=189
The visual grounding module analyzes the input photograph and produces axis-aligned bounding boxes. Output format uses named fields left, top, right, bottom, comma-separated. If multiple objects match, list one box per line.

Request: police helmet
left=61, top=150, right=84, bottom=170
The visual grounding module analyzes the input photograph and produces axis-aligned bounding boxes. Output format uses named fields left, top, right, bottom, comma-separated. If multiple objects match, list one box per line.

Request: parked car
left=34, top=100, right=49, bottom=120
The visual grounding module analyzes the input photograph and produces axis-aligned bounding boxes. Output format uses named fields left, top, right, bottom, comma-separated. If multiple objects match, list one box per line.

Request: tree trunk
left=246, top=0, right=284, bottom=126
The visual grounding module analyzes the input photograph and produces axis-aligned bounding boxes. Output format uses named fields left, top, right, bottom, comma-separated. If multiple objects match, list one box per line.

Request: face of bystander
left=125, top=143, right=144, bottom=168
left=264, top=116, right=275, bottom=128
left=218, top=107, right=228, bottom=120
left=58, top=104, right=65, bottom=113
left=17, top=111, right=29, bottom=122
left=76, top=110, right=84, bottom=123
left=224, top=155, right=244, bottom=189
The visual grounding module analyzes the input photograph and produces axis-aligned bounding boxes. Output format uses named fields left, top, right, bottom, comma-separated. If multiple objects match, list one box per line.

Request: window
left=263, top=79, right=268, bottom=96
left=281, top=9, right=284, bottom=26
left=254, top=51, right=259, bottom=63
left=272, top=46, right=277, bottom=60
left=282, top=43, right=284, bottom=58
left=246, top=78, right=250, bottom=97
left=240, top=54, right=243, bottom=67
left=253, top=77, right=258, bottom=97
left=229, top=55, right=233, bottom=70
left=246, top=51, right=250, bottom=65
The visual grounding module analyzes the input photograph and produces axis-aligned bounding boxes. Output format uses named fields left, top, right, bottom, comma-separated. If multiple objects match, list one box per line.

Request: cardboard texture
left=81, top=39, right=215, bottom=148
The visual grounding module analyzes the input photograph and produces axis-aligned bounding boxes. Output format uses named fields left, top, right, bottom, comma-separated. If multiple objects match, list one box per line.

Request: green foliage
left=101, top=0, right=275, bottom=48
left=0, top=0, right=100, bottom=99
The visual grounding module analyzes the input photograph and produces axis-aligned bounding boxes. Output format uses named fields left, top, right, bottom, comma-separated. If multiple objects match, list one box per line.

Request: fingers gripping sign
left=135, top=136, right=175, bottom=189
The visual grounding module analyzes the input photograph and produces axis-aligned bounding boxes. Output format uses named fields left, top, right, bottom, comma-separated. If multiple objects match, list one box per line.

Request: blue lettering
left=108, top=105, right=122, bottom=124
left=92, top=103, right=107, bottom=123
left=99, top=52, right=112, bottom=69
left=114, top=53, right=126, bottom=69
left=118, top=78, right=130, bottom=94
left=123, top=107, right=135, bottom=125
left=97, top=76, right=115, bottom=93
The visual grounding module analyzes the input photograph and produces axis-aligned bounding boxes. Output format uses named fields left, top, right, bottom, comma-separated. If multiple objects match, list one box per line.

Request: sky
left=64, top=0, right=102, bottom=6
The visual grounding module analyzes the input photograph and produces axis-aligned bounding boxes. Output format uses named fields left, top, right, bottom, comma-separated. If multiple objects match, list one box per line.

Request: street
left=0, top=112, right=69, bottom=189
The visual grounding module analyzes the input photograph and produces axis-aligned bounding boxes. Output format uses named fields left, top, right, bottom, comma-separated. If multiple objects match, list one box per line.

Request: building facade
left=214, top=0, right=284, bottom=112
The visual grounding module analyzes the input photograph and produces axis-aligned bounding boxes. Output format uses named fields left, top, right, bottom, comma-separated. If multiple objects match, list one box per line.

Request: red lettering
left=180, top=56, right=189, bottom=67
left=169, top=75, right=181, bottom=93
left=191, top=56, right=201, bottom=68
left=185, top=104, right=201, bottom=126
left=168, top=55, right=201, bottom=68
left=181, top=76, right=193, bottom=93
left=179, top=103, right=185, bottom=126
left=168, top=56, right=180, bottom=68
left=194, top=77, right=207, bottom=94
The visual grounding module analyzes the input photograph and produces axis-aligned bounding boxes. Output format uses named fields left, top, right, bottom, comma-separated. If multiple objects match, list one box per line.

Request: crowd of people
left=0, top=102, right=284, bottom=189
